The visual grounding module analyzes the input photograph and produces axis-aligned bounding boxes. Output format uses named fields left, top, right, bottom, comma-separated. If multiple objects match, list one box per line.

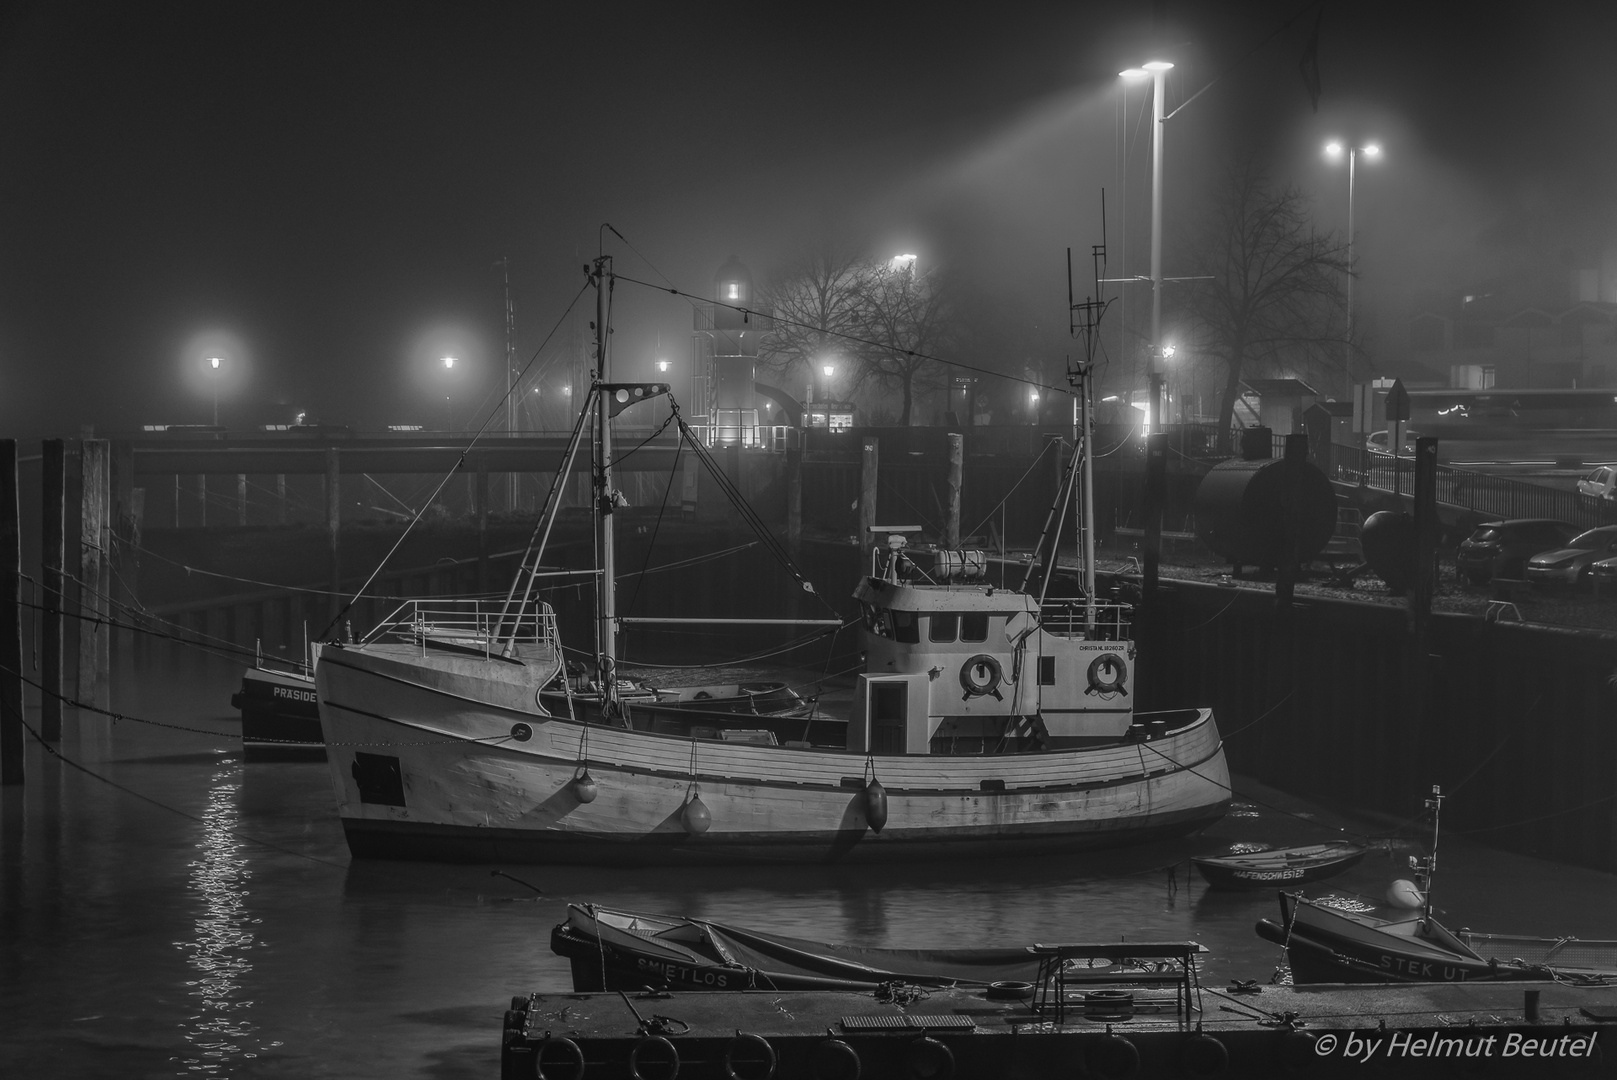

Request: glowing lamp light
left=208, top=356, right=221, bottom=370
left=656, top=359, right=670, bottom=373
left=441, top=356, right=456, bottom=369
left=1161, top=344, right=1177, bottom=359
left=1324, top=141, right=1343, bottom=157
left=822, top=364, right=835, bottom=378
left=1363, top=144, right=1382, bottom=158
left=1118, top=67, right=1148, bottom=78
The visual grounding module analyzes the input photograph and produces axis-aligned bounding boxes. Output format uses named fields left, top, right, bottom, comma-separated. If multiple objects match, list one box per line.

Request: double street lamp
left=1325, top=141, right=1382, bottom=395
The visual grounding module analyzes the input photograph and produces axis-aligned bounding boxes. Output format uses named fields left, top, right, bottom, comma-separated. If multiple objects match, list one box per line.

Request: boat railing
left=1456, top=932, right=1617, bottom=973
left=1039, top=601, right=1131, bottom=641
left=364, top=598, right=562, bottom=661
left=1028, top=942, right=1204, bottom=1026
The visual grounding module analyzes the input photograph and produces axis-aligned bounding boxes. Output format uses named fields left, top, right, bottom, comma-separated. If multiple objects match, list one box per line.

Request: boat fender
left=571, top=769, right=598, bottom=804
left=905, top=1035, right=954, bottom=1080
left=1386, top=878, right=1424, bottom=909
left=863, top=779, right=888, bottom=834
left=1085, top=654, right=1128, bottom=696
left=723, top=1032, right=777, bottom=1080
left=1276, top=1031, right=1316, bottom=1075
left=630, top=1033, right=680, bottom=1080
left=1178, top=1033, right=1229, bottom=1078
left=1085, top=1033, right=1140, bottom=1080
left=810, top=1038, right=861, bottom=1080
left=681, top=790, right=711, bottom=835
left=959, top=654, right=1003, bottom=700
left=533, top=1036, right=586, bottom=1080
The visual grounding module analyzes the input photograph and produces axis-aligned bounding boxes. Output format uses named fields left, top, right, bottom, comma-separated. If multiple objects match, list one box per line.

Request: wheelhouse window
left=961, top=613, right=989, bottom=642
left=929, top=613, right=958, bottom=643
left=891, top=610, right=920, bottom=644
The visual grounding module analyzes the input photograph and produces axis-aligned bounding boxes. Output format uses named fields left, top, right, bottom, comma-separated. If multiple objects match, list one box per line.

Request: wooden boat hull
left=316, top=644, right=1231, bottom=866
left=231, top=666, right=323, bottom=761
left=550, top=904, right=1043, bottom=992
left=1193, top=842, right=1366, bottom=890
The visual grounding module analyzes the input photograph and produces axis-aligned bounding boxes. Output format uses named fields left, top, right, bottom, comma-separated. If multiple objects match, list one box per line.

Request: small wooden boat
left=230, top=660, right=322, bottom=761
left=550, top=903, right=1043, bottom=992
left=1192, top=841, right=1366, bottom=890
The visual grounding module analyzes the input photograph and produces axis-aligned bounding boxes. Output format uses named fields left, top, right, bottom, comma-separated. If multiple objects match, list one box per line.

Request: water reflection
left=175, top=767, right=264, bottom=1074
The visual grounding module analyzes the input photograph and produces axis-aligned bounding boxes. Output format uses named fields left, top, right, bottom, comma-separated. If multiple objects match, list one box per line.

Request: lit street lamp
left=1325, top=140, right=1381, bottom=395
left=207, top=356, right=223, bottom=426
left=441, top=356, right=457, bottom=429
left=1120, top=60, right=1173, bottom=429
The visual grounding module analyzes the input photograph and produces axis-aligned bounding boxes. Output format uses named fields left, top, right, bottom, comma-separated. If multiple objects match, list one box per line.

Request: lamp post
left=1120, top=60, right=1173, bottom=431
left=1325, top=140, right=1381, bottom=396
left=441, top=356, right=457, bottom=429
left=206, top=356, right=224, bottom=426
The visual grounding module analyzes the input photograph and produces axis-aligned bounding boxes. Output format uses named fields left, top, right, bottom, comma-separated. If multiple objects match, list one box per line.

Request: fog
left=1, top=1, right=1612, bottom=437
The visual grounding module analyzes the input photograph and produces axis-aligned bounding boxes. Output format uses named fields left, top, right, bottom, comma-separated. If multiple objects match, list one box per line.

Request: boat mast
left=1078, top=363, right=1097, bottom=633
left=592, top=255, right=617, bottom=711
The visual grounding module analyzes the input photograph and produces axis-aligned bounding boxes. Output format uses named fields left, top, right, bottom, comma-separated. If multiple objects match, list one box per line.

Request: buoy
left=1387, top=878, right=1425, bottom=909
left=906, top=1035, right=955, bottom=1080
left=723, top=1032, right=777, bottom=1080
left=630, top=1034, right=680, bottom=1080
left=682, top=790, right=711, bottom=834
left=571, top=769, right=598, bottom=804
left=1179, top=1033, right=1229, bottom=1078
left=810, top=1038, right=861, bottom=1080
left=864, top=778, right=888, bottom=834
left=534, top=1036, right=586, bottom=1080
left=1086, top=1033, right=1140, bottom=1079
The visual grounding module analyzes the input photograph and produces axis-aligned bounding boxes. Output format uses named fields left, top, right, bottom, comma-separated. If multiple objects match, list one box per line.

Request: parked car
left=1577, top=465, right=1617, bottom=505
left=1590, top=555, right=1617, bottom=591
left=1367, top=429, right=1421, bottom=457
left=1456, top=518, right=1578, bottom=585
left=1525, top=525, right=1617, bottom=588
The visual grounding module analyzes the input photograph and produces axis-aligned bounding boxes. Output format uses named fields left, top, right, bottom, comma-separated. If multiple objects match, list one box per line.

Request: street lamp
left=441, top=356, right=457, bottom=429
left=1325, top=140, right=1381, bottom=395
left=1120, top=59, right=1174, bottom=430
left=656, top=359, right=670, bottom=373
left=207, top=356, right=223, bottom=426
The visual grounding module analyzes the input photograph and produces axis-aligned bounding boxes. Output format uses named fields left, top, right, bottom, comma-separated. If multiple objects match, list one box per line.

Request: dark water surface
left=3, top=651, right=1614, bottom=1078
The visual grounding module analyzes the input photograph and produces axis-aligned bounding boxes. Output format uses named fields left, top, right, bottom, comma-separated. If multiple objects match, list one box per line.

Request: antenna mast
left=1067, top=193, right=1112, bottom=635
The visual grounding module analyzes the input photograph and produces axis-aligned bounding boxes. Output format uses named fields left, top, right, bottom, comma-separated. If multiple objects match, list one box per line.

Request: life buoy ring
left=959, top=654, right=1003, bottom=699
left=811, top=1038, right=861, bottom=1080
left=630, top=1034, right=681, bottom=1080
left=1085, top=653, right=1128, bottom=697
left=534, top=1036, right=586, bottom=1080
left=905, top=1036, right=955, bottom=1080
left=724, top=1033, right=777, bottom=1080
left=1179, top=1033, right=1229, bottom=1078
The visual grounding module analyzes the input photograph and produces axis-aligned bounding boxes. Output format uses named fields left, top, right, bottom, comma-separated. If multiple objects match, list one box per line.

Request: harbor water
left=3, top=648, right=1615, bottom=1079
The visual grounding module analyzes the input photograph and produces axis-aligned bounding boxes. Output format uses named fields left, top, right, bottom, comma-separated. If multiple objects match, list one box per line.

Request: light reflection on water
left=173, top=768, right=269, bottom=1075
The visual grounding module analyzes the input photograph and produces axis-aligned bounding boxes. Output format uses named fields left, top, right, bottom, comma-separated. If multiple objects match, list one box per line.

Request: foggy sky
left=1, top=1, right=1613, bottom=439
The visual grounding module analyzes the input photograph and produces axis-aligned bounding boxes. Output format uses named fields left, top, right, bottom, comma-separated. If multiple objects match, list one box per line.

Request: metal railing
left=364, top=598, right=562, bottom=660
left=1040, top=600, right=1131, bottom=641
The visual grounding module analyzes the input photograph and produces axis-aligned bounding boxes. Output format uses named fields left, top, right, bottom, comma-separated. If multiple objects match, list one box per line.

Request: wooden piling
left=276, top=474, right=287, bottom=525
left=237, top=473, right=247, bottom=526
left=786, top=447, right=802, bottom=552
left=1143, top=432, right=1166, bottom=599
left=325, top=448, right=341, bottom=626
left=946, top=433, right=962, bottom=549
left=1, top=441, right=22, bottom=784
left=859, top=438, right=879, bottom=543
left=78, top=439, right=111, bottom=717
left=1275, top=434, right=1309, bottom=609
left=41, top=440, right=65, bottom=742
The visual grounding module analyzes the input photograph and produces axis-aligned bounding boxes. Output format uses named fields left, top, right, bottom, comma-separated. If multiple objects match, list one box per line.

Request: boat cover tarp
left=566, top=905, right=1039, bottom=987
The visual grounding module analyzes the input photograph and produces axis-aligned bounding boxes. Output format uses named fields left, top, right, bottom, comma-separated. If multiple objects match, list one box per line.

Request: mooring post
left=276, top=474, right=287, bottom=525
left=41, top=440, right=65, bottom=742
left=1143, top=432, right=1167, bottom=599
left=110, top=440, right=137, bottom=674
left=1276, top=434, right=1309, bottom=609
left=946, top=432, right=963, bottom=550
left=859, top=437, right=879, bottom=546
left=1411, top=437, right=1438, bottom=623
left=475, top=452, right=489, bottom=594
left=197, top=473, right=207, bottom=527
left=325, top=448, right=340, bottom=626
left=237, top=473, right=247, bottom=527
left=786, top=447, right=802, bottom=552
left=78, top=439, right=111, bottom=718
left=1, top=440, right=23, bottom=785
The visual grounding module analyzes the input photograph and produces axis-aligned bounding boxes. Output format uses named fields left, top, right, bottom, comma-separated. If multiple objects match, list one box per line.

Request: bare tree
left=1179, top=159, right=1349, bottom=450
left=850, top=259, right=956, bottom=426
left=757, top=242, right=870, bottom=396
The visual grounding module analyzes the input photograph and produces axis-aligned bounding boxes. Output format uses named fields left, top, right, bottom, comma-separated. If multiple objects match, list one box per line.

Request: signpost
left=1386, top=379, right=1410, bottom=497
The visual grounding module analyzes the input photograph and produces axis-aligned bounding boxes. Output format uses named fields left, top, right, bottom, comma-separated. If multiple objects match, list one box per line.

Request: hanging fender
left=1085, top=653, right=1128, bottom=696
left=959, top=654, right=1003, bottom=700
left=863, top=778, right=888, bottom=834
left=682, top=789, right=711, bottom=834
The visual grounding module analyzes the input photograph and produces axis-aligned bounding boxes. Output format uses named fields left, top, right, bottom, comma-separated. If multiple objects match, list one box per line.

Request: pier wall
left=1136, top=580, right=1617, bottom=874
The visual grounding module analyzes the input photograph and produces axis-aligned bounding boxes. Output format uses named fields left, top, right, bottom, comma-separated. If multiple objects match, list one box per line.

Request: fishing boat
left=1192, top=841, right=1366, bottom=891
left=313, top=255, right=1230, bottom=865
left=550, top=903, right=1043, bottom=992
left=1254, top=788, right=1617, bottom=984
left=230, top=652, right=322, bottom=761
